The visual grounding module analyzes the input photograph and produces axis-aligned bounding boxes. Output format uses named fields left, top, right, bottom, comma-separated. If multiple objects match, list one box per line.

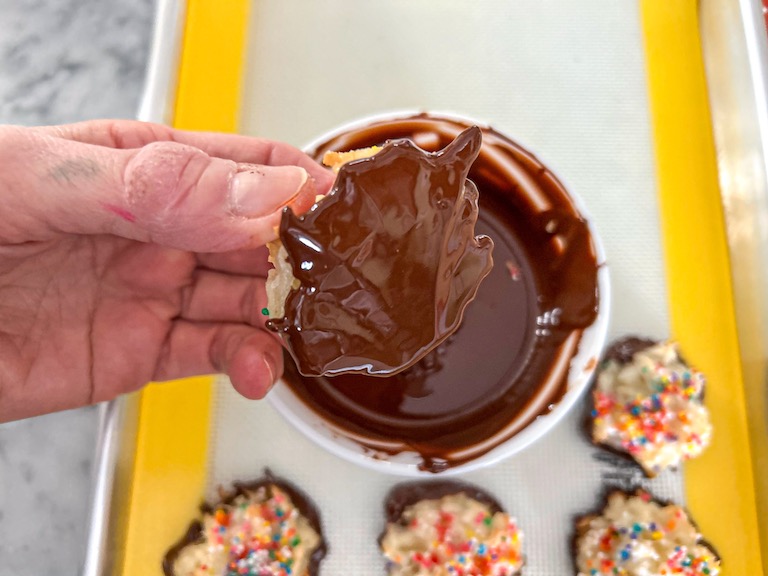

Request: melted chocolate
left=269, top=127, right=493, bottom=376
left=162, top=470, right=327, bottom=576
left=281, top=115, right=601, bottom=472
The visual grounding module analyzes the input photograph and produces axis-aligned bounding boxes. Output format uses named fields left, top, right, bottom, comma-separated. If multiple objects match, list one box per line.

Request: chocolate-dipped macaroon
left=590, top=337, right=713, bottom=477
left=264, top=127, right=494, bottom=377
left=574, top=489, right=720, bottom=576
left=380, top=480, right=524, bottom=575
left=163, top=471, right=326, bottom=576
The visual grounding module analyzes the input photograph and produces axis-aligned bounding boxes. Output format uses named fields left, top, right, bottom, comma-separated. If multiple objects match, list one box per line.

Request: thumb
left=0, top=126, right=319, bottom=251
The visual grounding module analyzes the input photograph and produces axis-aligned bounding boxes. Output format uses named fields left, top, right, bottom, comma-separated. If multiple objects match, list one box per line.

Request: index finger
left=196, top=247, right=273, bottom=276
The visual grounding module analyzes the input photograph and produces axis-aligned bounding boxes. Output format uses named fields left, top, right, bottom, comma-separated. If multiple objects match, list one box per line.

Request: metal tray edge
left=82, top=1, right=186, bottom=574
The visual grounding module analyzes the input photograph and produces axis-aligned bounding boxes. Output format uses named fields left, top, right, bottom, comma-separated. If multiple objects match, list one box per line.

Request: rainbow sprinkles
left=380, top=492, right=524, bottom=575
left=163, top=477, right=326, bottom=576
left=574, top=490, right=720, bottom=576
left=591, top=338, right=712, bottom=476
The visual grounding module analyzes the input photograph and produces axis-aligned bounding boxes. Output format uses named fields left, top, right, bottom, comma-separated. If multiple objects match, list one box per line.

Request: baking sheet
left=91, top=0, right=765, bottom=574
left=211, top=386, right=684, bottom=575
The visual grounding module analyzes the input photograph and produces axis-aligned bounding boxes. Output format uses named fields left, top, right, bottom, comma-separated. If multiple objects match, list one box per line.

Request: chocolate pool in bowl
left=268, top=113, right=610, bottom=475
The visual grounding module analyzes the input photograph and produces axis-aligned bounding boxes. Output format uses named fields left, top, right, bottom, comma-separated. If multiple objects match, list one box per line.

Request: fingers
left=174, top=269, right=285, bottom=400
left=0, top=126, right=317, bottom=250
left=180, top=269, right=270, bottom=326
left=154, top=320, right=283, bottom=400
left=37, top=119, right=335, bottom=193
left=196, top=246, right=273, bottom=276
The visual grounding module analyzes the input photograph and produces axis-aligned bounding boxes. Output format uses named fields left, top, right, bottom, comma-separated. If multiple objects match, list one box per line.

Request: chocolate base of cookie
left=163, top=521, right=206, bottom=576
left=602, top=336, right=658, bottom=364
left=162, top=469, right=327, bottom=576
left=571, top=488, right=721, bottom=575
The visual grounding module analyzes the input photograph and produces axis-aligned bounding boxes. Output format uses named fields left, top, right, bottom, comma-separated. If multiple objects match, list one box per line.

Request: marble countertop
left=0, top=1, right=153, bottom=574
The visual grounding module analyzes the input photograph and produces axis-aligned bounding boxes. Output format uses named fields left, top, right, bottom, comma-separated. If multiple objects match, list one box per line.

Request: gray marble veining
left=0, top=0, right=153, bottom=126
left=0, top=407, right=99, bottom=574
left=0, top=0, right=153, bottom=574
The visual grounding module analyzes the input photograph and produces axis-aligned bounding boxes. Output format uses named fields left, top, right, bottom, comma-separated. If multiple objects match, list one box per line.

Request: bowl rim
left=268, top=110, right=611, bottom=477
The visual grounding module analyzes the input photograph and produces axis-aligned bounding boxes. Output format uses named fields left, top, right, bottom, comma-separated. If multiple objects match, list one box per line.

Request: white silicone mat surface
left=208, top=1, right=684, bottom=574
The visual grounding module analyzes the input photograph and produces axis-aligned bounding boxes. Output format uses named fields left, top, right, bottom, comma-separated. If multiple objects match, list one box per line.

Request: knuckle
left=124, top=141, right=208, bottom=216
left=123, top=141, right=244, bottom=251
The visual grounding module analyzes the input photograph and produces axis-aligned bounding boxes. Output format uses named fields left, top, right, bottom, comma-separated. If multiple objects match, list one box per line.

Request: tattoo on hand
left=49, top=158, right=101, bottom=182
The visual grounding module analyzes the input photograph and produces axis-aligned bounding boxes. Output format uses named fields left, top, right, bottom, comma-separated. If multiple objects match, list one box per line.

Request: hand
left=0, top=120, right=334, bottom=422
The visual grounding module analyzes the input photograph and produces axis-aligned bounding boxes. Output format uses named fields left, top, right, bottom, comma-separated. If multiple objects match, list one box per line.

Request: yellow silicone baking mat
left=116, top=0, right=763, bottom=574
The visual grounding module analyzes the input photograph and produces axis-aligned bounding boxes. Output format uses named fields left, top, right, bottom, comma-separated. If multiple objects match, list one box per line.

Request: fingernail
left=263, top=354, right=278, bottom=388
left=229, top=164, right=312, bottom=218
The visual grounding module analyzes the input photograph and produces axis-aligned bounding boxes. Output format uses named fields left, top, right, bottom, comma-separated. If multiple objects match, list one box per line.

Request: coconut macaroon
left=163, top=473, right=326, bottom=576
left=590, top=337, right=712, bottom=477
left=380, top=481, right=524, bottom=576
left=574, top=490, right=720, bottom=576
left=322, top=145, right=381, bottom=173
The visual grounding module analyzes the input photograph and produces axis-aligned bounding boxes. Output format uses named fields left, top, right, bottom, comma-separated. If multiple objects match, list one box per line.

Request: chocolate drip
left=269, top=127, right=494, bottom=377
left=281, top=114, right=601, bottom=471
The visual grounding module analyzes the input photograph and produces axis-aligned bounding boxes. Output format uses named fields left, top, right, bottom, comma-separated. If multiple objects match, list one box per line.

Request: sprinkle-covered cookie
left=380, top=480, right=524, bottom=575
left=590, top=337, right=712, bottom=476
left=163, top=472, right=326, bottom=576
left=574, top=490, right=720, bottom=576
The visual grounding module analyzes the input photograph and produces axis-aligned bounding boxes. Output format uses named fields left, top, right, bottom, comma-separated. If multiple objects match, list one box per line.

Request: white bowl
left=268, top=111, right=610, bottom=477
